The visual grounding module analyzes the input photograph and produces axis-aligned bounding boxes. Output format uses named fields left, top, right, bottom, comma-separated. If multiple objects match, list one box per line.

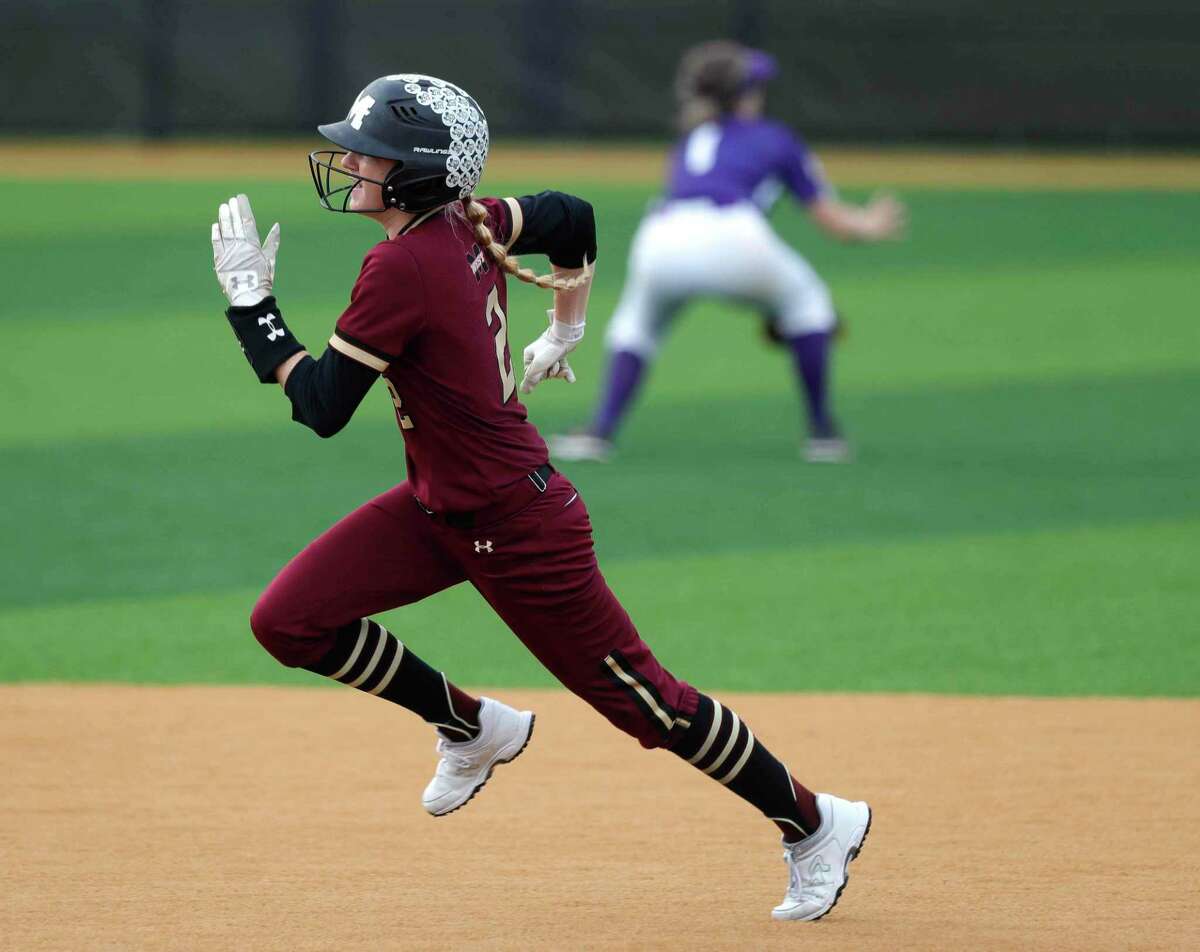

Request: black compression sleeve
left=283, top=347, right=379, bottom=438
left=511, top=191, right=597, bottom=267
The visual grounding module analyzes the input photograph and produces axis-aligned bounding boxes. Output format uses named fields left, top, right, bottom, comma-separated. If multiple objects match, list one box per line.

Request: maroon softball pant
left=250, top=471, right=698, bottom=748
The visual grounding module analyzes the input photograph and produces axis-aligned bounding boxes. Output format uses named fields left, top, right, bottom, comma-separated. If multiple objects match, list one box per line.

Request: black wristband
left=225, top=296, right=305, bottom=384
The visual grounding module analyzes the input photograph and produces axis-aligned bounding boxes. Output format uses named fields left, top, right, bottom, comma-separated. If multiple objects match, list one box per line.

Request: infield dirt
left=2, top=685, right=1196, bottom=951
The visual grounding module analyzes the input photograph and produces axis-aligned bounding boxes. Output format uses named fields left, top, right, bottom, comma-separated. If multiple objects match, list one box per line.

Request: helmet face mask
left=308, top=149, right=392, bottom=213
left=311, top=74, right=489, bottom=214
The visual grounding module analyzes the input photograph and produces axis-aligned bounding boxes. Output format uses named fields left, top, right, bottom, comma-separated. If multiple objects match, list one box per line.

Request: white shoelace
left=435, top=738, right=480, bottom=774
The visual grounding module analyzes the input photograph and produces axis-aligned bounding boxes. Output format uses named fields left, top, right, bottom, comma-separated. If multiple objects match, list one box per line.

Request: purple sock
left=590, top=350, right=647, bottom=441
left=787, top=331, right=836, bottom=438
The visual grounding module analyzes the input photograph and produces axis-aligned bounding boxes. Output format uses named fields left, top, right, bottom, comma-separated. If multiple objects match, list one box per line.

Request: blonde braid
left=463, top=198, right=592, bottom=292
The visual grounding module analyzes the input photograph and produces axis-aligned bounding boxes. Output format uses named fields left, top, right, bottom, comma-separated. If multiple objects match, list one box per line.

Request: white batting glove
left=520, top=311, right=584, bottom=394
left=211, top=194, right=280, bottom=307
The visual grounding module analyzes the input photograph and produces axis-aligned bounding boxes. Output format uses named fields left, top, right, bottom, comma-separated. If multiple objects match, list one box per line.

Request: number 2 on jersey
left=384, top=378, right=414, bottom=429
left=485, top=286, right=516, bottom=402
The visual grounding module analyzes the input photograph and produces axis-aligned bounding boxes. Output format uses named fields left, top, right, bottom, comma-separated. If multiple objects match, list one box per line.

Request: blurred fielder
left=551, top=41, right=905, bottom=464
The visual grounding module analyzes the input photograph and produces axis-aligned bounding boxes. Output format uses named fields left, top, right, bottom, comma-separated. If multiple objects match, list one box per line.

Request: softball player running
left=550, top=41, right=905, bottom=464
left=211, top=73, right=870, bottom=921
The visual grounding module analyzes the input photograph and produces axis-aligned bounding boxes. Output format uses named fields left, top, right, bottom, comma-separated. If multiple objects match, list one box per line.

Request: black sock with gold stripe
left=669, top=694, right=821, bottom=843
left=305, top=620, right=481, bottom=741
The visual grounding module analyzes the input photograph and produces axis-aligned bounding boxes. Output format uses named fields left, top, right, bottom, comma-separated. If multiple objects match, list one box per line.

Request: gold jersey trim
left=504, top=196, right=524, bottom=247
left=329, top=334, right=389, bottom=372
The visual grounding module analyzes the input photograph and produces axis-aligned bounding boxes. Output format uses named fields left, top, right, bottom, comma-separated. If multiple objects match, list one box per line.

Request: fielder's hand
left=520, top=310, right=584, bottom=394
left=211, top=194, right=280, bottom=307
left=861, top=192, right=907, bottom=240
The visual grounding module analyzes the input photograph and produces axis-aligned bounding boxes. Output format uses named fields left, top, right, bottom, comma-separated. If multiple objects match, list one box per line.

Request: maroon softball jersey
left=327, top=198, right=546, bottom=512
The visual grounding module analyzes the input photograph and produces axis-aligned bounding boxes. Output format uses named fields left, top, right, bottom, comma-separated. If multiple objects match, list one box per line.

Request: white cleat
left=548, top=432, right=613, bottom=462
left=772, top=793, right=872, bottom=922
left=803, top=437, right=853, bottom=464
left=422, top=697, right=535, bottom=817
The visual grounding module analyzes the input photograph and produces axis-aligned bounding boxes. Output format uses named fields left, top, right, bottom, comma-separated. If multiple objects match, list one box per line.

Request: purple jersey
left=327, top=198, right=548, bottom=513
left=666, top=118, right=827, bottom=210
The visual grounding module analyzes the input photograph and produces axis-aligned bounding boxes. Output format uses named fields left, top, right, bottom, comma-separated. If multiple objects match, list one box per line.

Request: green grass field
left=3, top=170, right=1198, bottom=696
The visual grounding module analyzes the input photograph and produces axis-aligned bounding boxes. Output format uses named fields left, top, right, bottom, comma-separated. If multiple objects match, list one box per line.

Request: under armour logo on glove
left=474, top=540, right=494, bottom=554
left=228, top=272, right=258, bottom=293
left=258, top=313, right=286, bottom=342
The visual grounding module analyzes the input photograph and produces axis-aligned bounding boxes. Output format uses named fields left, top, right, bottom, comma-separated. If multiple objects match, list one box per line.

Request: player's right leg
left=671, top=696, right=871, bottom=921
left=248, top=484, right=535, bottom=814
left=457, top=473, right=870, bottom=919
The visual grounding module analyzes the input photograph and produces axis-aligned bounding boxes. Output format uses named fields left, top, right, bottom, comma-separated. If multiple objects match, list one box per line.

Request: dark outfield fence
left=4, top=0, right=1199, bottom=144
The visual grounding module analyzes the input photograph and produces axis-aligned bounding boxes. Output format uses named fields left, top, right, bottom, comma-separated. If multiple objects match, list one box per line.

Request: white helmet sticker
left=385, top=73, right=489, bottom=198
left=348, top=93, right=375, bottom=131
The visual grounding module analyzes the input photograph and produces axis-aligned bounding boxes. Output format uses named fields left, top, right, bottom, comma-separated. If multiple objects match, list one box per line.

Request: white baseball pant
left=605, top=199, right=836, bottom=358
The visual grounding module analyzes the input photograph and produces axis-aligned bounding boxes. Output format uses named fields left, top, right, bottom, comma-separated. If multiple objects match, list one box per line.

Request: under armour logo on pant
left=474, top=540, right=493, bottom=554
left=258, top=313, right=286, bottom=341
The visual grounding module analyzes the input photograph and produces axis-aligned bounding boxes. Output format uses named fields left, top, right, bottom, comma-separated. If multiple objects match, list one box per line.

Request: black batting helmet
left=309, top=73, right=490, bottom=213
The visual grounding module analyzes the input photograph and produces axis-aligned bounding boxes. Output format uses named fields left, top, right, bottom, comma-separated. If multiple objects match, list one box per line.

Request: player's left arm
left=506, top=191, right=596, bottom=269
left=506, top=191, right=596, bottom=335
left=500, top=191, right=597, bottom=392
left=212, top=194, right=377, bottom=438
